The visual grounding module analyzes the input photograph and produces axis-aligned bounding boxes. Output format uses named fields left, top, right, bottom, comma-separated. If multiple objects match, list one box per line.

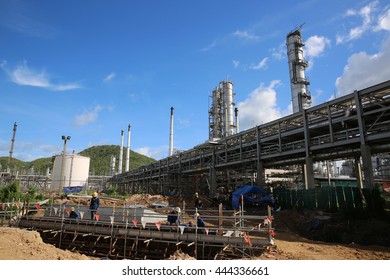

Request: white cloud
left=336, top=1, right=378, bottom=44
left=232, top=30, right=260, bottom=41
left=249, top=57, right=269, bottom=70
left=1, top=61, right=82, bottom=91
left=335, top=36, right=390, bottom=96
left=135, top=146, right=167, bottom=160
left=271, top=43, right=286, bottom=60
left=74, top=105, right=104, bottom=126
left=201, top=41, right=217, bottom=52
left=237, top=80, right=283, bottom=130
left=0, top=139, right=60, bottom=162
left=375, top=7, right=390, bottom=31
left=304, top=35, right=331, bottom=58
left=103, top=72, right=116, bottom=82
left=232, top=60, right=240, bottom=68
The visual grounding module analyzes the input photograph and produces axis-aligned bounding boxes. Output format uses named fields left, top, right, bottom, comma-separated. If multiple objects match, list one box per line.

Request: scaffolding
left=16, top=202, right=274, bottom=260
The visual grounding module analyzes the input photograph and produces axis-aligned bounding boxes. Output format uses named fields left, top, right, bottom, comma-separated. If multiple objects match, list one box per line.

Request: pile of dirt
left=0, top=227, right=93, bottom=260
left=59, top=193, right=213, bottom=210
left=166, top=249, right=196, bottom=260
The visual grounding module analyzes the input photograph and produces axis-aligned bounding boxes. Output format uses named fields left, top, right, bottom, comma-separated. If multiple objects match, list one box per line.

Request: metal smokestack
left=118, top=129, right=124, bottom=174
left=125, top=124, right=131, bottom=172
left=110, top=155, right=116, bottom=175
left=7, top=122, right=17, bottom=172
left=234, top=107, right=239, bottom=134
left=169, top=106, right=174, bottom=156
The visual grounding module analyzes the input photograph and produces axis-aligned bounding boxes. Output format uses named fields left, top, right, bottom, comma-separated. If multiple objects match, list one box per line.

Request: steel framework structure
left=110, top=80, right=390, bottom=195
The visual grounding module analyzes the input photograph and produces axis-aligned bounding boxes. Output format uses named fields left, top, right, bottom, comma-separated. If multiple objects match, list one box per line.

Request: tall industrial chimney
left=125, top=124, right=131, bottom=172
left=118, top=129, right=124, bottom=174
left=110, top=155, right=116, bottom=175
left=286, top=28, right=311, bottom=113
left=7, top=122, right=17, bottom=172
left=234, top=107, right=239, bottom=134
left=169, top=106, right=174, bottom=156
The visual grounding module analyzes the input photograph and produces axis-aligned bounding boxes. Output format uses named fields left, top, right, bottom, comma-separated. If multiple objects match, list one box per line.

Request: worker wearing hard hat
left=69, top=207, right=79, bottom=219
left=167, top=207, right=181, bottom=225
left=89, top=192, right=100, bottom=220
left=195, top=212, right=205, bottom=228
left=194, top=192, right=202, bottom=209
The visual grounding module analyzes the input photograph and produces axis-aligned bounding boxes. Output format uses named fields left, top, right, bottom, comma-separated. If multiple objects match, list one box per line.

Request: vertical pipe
left=125, top=124, right=131, bottom=172
left=110, top=155, right=116, bottom=175
left=169, top=106, right=174, bottom=156
left=118, top=129, right=124, bottom=174
left=7, top=122, right=17, bottom=172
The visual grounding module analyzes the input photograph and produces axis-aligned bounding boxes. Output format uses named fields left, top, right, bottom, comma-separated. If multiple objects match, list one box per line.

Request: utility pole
left=59, top=136, right=71, bottom=194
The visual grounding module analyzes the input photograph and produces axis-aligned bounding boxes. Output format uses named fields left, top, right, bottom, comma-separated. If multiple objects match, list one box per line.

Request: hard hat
left=195, top=192, right=198, bottom=196
left=174, top=207, right=181, bottom=213
left=93, top=192, right=98, bottom=197
left=71, top=207, right=75, bottom=211
left=195, top=213, right=200, bottom=217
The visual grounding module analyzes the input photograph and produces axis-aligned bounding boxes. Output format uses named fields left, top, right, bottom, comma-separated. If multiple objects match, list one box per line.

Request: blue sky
left=1, top=0, right=390, bottom=163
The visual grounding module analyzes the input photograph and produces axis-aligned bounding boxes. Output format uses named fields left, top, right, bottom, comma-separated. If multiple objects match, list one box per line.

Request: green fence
left=273, top=186, right=385, bottom=215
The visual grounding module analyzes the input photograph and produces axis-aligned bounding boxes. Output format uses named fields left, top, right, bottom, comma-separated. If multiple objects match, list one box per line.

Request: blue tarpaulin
left=232, top=185, right=272, bottom=209
left=63, top=186, right=84, bottom=194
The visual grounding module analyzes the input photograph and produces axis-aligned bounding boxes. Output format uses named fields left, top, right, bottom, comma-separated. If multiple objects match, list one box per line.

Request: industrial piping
left=125, top=124, right=131, bottom=172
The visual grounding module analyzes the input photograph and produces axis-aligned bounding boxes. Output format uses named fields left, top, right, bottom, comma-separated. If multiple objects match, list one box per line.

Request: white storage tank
left=51, top=153, right=90, bottom=192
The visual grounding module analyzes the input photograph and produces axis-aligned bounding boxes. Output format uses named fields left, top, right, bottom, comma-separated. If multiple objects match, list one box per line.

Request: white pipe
left=125, top=124, right=131, bottom=172
left=169, top=107, right=174, bottom=156
left=118, top=129, right=124, bottom=174
left=111, top=155, right=116, bottom=175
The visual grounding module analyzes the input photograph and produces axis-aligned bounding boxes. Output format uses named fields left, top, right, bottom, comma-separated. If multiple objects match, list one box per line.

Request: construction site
left=1, top=28, right=390, bottom=260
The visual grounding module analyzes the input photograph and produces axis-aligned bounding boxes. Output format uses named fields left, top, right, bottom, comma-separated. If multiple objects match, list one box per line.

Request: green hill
left=0, top=145, right=156, bottom=176
left=80, top=145, right=155, bottom=175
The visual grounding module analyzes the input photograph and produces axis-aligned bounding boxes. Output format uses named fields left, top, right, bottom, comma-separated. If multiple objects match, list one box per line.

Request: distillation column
left=222, top=81, right=235, bottom=137
left=209, top=86, right=222, bottom=140
left=208, top=81, right=236, bottom=140
left=286, top=28, right=311, bottom=113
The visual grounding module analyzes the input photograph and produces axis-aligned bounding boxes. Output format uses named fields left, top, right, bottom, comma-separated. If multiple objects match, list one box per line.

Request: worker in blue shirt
left=89, top=192, right=100, bottom=220
left=195, top=213, right=205, bottom=228
left=69, top=207, right=79, bottom=219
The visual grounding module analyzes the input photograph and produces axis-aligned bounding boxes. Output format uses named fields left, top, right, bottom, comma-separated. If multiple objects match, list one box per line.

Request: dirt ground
left=0, top=194, right=389, bottom=260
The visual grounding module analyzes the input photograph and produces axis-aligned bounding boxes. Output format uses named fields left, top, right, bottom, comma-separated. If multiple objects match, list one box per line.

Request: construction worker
left=69, top=207, right=79, bottom=219
left=195, top=212, right=205, bottom=228
left=194, top=192, right=202, bottom=209
left=167, top=207, right=181, bottom=225
left=89, top=192, right=100, bottom=220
